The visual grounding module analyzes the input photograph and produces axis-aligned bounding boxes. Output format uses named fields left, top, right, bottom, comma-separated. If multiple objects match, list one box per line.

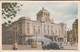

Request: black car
left=42, top=42, right=60, bottom=50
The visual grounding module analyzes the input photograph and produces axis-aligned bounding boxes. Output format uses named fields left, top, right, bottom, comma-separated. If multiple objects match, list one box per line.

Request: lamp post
left=13, top=33, right=18, bottom=50
left=52, top=32, right=54, bottom=41
left=21, top=34, right=23, bottom=45
left=36, top=31, right=37, bottom=47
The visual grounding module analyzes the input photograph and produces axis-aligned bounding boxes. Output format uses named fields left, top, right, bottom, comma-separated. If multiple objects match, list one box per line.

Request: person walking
left=41, top=41, right=44, bottom=46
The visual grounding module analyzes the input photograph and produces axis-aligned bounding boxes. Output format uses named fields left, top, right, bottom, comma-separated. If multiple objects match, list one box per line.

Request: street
left=2, top=44, right=78, bottom=50
left=3, top=44, right=42, bottom=50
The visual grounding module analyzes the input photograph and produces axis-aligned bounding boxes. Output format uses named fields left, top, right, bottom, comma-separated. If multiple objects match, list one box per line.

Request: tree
left=2, top=2, right=22, bottom=24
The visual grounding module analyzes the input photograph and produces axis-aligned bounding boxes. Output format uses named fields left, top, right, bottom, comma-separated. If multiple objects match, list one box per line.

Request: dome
left=37, top=7, right=50, bottom=15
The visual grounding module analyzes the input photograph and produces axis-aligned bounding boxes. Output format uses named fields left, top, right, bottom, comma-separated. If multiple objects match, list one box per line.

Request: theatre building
left=2, top=7, right=67, bottom=45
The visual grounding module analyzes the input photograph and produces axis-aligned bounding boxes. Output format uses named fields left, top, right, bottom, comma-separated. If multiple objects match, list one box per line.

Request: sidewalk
left=63, top=44, right=78, bottom=50
left=2, top=44, right=42, bottom=50
left=2, top=44, right=78, bottom=50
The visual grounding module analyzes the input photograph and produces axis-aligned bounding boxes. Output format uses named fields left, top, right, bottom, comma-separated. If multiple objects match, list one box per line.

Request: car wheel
left=47, top=49, right=49, bottom=50
left=42, top=48, right=45, bottom=50
left=57, top=48, right=60, bottom=50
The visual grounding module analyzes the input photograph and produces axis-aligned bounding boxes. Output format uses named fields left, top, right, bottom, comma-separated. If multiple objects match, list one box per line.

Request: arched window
left=27, top=28, right=29, bottom=34
left=44, top=29, right=46, bottom=34
left=33, top=26, right=35, bottom=34
left=38, top=29, right=40, bottom=34
left=27, top=23, right=29, bottom=27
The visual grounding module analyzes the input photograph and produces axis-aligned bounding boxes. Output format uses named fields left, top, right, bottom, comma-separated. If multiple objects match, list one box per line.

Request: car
left=52, top=42, right=64, bottom=49
left=59, top=43, right=64, bottom=49
left=42, top=42, right=60, bottom=50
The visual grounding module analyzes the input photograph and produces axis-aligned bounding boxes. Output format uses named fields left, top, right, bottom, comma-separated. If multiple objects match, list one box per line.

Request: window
left=16, top=32, right=17, bottom=35
left=27, top=28, right=29, bottom=34
left=27, top=23, right=29, bottom=27
left=44, top=29, right=46, bottom=34
left=48, top=30, right=49, bottom=34
left=48, top=14, right=49, bottom=16
left=44, top=25, right=45, bottom=28
left=56, top=30, right=57, bottom=35
left=39, top=29, right=40, bottom=34
left=51, top=30, right=53, bottom=34
left=44, top=13, right=46, bottom=15
left=33, top=27, right=35, bottom=34
left=48, top=25, right=49, bottom=29
left=46, top=14, right=47, bottom=16
left=27, top=23, right=30, bottom=34
left=34, top=28, right=35, bottom=34
left=47, top=25, right=49, bottom=34
left=19, top=24, right=22, bottom=34
left=59, top=30, right=60, bottom=35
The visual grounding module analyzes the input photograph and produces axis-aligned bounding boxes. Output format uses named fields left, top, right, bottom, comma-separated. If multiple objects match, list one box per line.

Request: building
left=67, top=30, right=73, bottom=43
left=67, top=30, right=71, bottom=42
left=2, top=7, right=67, bottom=45
left=72, top=19, right=78, bottom=43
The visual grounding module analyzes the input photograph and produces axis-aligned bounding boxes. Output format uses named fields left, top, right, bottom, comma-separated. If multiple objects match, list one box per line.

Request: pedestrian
left=71, top=42, right=72, bottom=46
left=13, top=43, right=18, bottom=50
left=41, top=41, right=44, bottom=45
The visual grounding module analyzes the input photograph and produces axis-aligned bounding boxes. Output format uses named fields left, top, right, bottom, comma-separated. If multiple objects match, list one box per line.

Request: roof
left=37, top=7, right=50, bottom=15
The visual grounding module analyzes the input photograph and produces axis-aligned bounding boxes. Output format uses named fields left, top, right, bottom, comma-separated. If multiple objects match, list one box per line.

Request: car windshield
left=53, top=43, right=57, bottom=45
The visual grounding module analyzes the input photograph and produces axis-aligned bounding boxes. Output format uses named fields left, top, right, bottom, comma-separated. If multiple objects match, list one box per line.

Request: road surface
left=2, top=44, right=78, bottom=50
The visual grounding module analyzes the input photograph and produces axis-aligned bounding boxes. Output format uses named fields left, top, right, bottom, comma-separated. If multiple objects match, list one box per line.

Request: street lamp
left=36, top=32, right=37, bottom=47
left=52, top=32, right=54, bottom=41
left=21, top=34, right=23, bottom=45
left=13, top=33, right=18, bottom=50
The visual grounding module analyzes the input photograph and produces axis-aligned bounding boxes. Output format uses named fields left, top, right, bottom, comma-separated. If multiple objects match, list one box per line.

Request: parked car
left=52, top=42, right=64, bottom=49
left=42, top=42, right=60, bottom=50
left=58, top=43, right=64, bottom=49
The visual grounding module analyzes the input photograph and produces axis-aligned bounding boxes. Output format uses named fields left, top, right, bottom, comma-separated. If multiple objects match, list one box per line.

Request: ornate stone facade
left=2, top=7, right=67, bottom=44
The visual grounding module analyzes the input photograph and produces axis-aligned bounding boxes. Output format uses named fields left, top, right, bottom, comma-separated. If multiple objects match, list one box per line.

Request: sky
left=3, top=2, right=78, bottom=30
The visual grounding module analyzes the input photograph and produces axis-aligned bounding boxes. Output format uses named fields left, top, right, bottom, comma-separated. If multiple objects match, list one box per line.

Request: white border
left=0, top=1, right=80, bottom=52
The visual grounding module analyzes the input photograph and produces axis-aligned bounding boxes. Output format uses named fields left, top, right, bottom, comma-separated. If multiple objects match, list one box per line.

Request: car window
left=53, top=43, right=57, bottom=45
